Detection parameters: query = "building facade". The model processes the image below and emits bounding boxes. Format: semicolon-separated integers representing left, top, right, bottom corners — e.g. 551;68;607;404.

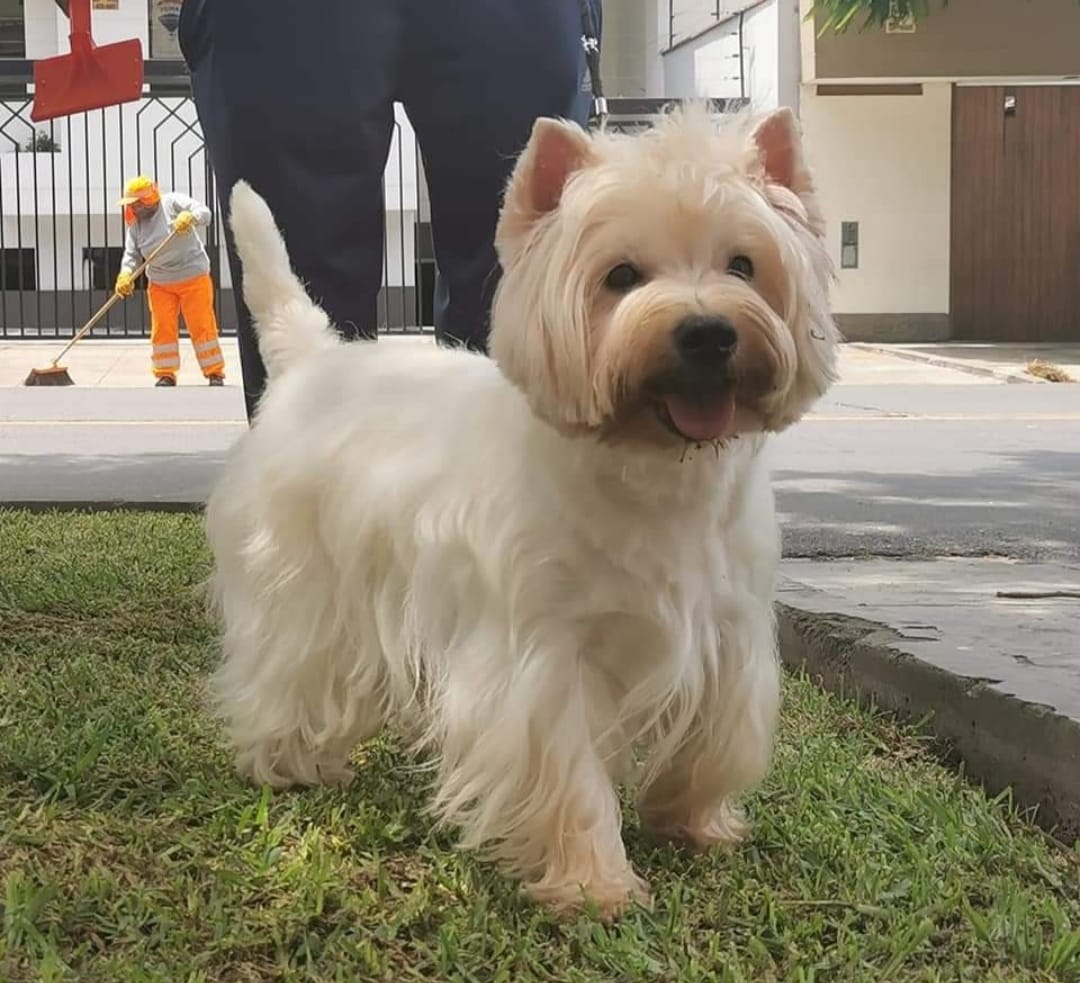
603;0;1080;342
0;0;429;337
799;0;1080;342
7;0;1076;341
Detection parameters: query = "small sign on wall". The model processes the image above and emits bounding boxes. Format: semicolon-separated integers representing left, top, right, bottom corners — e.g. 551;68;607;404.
885;0;916;33
92;0;120;8
841;222;859;270
150;0;184;58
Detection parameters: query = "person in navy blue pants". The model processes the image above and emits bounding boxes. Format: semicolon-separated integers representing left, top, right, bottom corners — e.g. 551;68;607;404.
178;0;601;420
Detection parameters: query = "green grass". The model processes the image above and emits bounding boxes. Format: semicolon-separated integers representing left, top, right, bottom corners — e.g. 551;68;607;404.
1;510;1078;982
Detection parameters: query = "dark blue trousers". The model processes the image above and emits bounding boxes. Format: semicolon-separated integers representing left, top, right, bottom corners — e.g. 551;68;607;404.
178;0;599;419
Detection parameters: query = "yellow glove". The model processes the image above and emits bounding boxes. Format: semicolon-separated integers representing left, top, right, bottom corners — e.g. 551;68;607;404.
115;271;135;298
172;210;195;233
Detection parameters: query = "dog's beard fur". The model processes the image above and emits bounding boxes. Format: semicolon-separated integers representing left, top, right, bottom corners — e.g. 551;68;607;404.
206;105;839;918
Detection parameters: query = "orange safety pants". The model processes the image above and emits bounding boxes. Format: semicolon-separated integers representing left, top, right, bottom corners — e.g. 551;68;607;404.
148;273;225;380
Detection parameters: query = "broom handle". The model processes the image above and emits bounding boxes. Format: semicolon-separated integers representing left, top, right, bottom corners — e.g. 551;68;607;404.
68;0;94;56
51;229;183;367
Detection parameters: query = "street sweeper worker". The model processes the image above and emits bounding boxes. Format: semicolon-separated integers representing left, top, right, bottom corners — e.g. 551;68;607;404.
116;175;226;388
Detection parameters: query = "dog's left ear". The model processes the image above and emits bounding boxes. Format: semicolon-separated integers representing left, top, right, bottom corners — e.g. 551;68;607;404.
497;118;595;254
750;108;825;237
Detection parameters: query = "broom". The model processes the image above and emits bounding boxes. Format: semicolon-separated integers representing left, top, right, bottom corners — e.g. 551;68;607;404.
24;229;180;386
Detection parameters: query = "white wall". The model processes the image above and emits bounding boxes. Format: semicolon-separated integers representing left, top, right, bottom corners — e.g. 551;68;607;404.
742;1;786;107
775;0;801;109
645;0;667;96
799;82;952;315
660;0;799;110
668;0;767;47
23;0;58;57
600;0;650;96
25;0;150;58
663;17;740;100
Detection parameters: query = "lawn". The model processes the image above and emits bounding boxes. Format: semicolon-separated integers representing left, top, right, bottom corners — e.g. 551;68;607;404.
1;510;1078;982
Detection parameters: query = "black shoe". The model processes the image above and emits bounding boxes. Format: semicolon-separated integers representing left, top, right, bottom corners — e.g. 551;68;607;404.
156;376;176;387
208;375;225;387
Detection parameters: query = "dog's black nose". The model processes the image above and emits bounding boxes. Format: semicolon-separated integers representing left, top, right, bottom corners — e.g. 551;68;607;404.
673;315;738;364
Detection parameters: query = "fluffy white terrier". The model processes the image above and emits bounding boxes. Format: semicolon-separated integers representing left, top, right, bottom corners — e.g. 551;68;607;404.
206;105;838;917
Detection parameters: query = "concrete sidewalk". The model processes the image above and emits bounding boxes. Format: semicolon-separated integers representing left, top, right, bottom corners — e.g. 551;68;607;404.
5;338;1078;389
1;336;1003;389
3;336;389;389
852;342;1080;385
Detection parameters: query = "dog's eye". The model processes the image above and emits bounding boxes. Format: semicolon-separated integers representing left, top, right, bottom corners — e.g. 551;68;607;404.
727;255;754;281
605;263;644;292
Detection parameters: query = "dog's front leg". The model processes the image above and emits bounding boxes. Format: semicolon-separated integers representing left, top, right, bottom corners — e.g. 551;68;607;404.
637;600;779;850
433;653;648;919
515;735;649;919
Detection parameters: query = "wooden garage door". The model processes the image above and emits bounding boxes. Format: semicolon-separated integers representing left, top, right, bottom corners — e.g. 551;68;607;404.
951;85;1080;341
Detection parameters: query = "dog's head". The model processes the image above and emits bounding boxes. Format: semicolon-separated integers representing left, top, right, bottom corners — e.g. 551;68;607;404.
490;105;838;449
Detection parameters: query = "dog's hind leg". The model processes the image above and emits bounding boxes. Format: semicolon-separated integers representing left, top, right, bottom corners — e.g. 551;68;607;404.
206;494;387;788
211;585;388;788
637;599;779;849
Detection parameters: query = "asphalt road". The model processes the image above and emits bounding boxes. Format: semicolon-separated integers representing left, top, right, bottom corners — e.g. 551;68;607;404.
2;383;1078;563
772;385;1080;563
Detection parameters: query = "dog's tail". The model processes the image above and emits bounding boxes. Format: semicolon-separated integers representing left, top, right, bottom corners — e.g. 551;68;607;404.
227;180;340;380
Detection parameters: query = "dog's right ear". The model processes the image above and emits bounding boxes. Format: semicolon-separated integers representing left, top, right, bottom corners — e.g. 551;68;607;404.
750;108;826;238
497;118;595;251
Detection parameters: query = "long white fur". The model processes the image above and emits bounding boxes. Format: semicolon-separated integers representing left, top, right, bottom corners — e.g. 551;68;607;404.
228;185;339;378
207;108;837;918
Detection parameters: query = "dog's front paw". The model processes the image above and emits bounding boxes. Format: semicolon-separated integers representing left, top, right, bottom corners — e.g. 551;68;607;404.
640;800;749;851
526;869;651;921
235;741;356;789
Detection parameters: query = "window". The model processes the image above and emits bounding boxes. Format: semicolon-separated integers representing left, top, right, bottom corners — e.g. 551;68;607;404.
83;246;146;291
1;248;36;290
0;0;25;59
149;0;183;59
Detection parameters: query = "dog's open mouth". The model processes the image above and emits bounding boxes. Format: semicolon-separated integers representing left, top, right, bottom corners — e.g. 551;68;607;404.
655;389;737;443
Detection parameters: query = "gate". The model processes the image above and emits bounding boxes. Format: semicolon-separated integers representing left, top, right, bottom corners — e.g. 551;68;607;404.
951;85;1080;342
0;61;431;339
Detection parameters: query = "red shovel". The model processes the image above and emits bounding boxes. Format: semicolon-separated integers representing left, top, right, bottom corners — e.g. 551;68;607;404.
30;0;144;123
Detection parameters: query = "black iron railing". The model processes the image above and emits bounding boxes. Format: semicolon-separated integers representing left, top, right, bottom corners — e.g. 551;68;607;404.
0;62;431;339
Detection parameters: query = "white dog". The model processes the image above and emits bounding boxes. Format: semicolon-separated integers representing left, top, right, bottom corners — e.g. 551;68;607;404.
206;105;838;917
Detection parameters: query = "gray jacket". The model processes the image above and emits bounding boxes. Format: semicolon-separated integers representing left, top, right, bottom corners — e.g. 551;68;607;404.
120;191;212;285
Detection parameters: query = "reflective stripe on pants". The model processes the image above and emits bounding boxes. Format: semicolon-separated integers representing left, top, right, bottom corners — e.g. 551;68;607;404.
194;337;224;373
151;341;180;373
147;272;224;379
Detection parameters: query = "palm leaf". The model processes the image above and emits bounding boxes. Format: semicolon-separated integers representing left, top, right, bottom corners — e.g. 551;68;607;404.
808;0;964;34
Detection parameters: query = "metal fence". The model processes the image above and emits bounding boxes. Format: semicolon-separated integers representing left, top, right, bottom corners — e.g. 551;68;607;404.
0;56;745;341
0;61;432;339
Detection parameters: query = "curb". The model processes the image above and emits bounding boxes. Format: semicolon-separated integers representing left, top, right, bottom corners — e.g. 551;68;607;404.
777;602;1080;845
849;343;1041;385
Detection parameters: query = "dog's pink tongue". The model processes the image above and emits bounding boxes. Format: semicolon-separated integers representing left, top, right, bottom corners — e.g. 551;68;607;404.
664;392;736;442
